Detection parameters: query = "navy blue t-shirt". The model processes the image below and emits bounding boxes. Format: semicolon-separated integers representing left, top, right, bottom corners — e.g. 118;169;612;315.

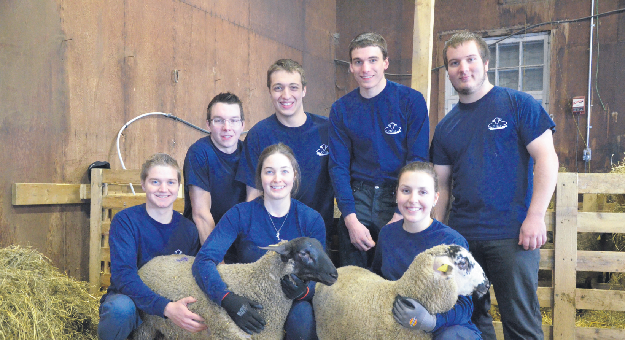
108;204;200;317
235;113;334;229
192;197;326;304
329;80;429;216
430;86;556;241
371;219;479;334
183;136;246;224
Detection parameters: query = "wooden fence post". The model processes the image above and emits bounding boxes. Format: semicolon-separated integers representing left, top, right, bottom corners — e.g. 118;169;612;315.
553;173;578;339
89;168;104;294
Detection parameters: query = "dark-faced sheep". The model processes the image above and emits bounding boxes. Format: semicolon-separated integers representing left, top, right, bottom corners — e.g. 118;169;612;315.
312;244;489;340
134;237;337;340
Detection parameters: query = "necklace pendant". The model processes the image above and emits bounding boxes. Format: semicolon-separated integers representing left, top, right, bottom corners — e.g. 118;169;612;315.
276;231;280;240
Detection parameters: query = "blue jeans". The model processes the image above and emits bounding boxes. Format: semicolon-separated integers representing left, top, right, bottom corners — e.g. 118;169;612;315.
468;239;543;340
98;292;142;340
284;300;317;340
337;181;396;268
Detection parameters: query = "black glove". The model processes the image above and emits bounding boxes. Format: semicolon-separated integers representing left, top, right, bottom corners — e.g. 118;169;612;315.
280;274;310;300
221;292;266;334
392;295;436;332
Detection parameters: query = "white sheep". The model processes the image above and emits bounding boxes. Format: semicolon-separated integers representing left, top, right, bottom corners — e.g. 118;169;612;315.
312;244;490;340
134;237;338;340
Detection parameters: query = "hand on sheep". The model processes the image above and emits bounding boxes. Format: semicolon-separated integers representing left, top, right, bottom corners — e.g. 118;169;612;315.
344;213;375;251
518;212;547;250
221;292;266;334
163;297;208;333
392;295;436;332
280;274;309;300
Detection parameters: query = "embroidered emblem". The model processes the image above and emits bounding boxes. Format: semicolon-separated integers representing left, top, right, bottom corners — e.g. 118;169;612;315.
174;249;183;255
384;122;401;135
488;117;508;130
316;144;329;156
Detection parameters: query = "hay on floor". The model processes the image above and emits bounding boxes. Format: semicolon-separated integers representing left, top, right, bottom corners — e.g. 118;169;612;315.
0;245;100;340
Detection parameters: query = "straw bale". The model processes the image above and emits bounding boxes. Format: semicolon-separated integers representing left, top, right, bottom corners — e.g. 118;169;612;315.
0;245;100;340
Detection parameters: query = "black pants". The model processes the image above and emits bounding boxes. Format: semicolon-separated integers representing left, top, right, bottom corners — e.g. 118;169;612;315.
469;239;544;340
337;181;396;268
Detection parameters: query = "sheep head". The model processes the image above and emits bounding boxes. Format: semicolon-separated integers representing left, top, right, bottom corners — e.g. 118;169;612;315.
398;244;490;314
437;245;490;297
260;237;338;286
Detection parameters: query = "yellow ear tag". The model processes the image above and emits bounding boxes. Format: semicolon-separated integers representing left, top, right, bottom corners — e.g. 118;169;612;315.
437;264;450;272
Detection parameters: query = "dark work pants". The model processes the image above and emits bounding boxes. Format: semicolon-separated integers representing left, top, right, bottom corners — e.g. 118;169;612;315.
468;239;544;340
337;181;396;268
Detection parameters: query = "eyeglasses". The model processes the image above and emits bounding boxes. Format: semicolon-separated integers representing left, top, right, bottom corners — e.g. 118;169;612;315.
210;118;243;126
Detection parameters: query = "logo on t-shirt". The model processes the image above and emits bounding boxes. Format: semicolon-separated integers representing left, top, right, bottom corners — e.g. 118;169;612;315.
174;249;183;255
488;117;508;130
316;144;329;156
384;122;402;135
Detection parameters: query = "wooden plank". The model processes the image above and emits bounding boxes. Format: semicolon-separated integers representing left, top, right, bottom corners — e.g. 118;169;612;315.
493;322;552;340
89;168;104;294
411;0;435;109
540;248;554;270
102;168;143;184
583;193;599;211
576;288;625;311
577;251;625;272
575;327;625;340
553;172;578;340
578;173;625;194
490;286;553;308
12;183;86;205
578;212;625;233
545;210;555;232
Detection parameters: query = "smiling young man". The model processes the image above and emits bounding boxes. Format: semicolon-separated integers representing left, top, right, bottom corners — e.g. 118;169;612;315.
235;59;335;247
328;32;430;268
183;92;247;244
99;154;203;339
430;31;559;340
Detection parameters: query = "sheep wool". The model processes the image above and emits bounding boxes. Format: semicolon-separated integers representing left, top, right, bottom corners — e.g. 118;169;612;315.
135;250;296;339
313;244;477;340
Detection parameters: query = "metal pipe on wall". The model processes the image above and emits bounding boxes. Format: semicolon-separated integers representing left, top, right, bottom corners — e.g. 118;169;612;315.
584;0;595;163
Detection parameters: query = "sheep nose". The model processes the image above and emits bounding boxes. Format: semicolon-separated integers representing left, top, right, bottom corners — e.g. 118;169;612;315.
475;281;491;297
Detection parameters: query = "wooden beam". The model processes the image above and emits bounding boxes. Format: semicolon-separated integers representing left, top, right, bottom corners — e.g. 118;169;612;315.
553;173;578;340
578;212;625;233
576;288;625;311
575;327;625;340
578;173;625;194
12;183;89;205
577;251;625;272
411;0;435;109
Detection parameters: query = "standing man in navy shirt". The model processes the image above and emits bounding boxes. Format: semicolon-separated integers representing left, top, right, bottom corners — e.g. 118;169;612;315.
236;59;335;247
329;32;430;268
184;92;247;244
431;31;558;339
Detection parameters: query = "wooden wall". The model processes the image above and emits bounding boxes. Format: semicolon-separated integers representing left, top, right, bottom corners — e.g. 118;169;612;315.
429;0;625;173
0;0;337;280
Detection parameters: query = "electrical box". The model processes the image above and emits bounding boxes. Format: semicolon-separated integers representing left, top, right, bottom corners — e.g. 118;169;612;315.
573;96;585;115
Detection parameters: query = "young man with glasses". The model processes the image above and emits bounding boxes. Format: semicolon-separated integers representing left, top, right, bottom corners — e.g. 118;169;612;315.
183;92;247;244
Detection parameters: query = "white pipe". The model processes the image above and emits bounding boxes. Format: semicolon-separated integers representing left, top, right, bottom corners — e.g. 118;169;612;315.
585;0;595;160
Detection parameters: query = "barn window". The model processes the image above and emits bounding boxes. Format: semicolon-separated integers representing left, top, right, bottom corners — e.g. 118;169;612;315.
444;32;551;115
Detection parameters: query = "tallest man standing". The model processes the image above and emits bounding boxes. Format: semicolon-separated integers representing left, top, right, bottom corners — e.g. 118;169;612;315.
430;31;558;339
329;32;430;268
